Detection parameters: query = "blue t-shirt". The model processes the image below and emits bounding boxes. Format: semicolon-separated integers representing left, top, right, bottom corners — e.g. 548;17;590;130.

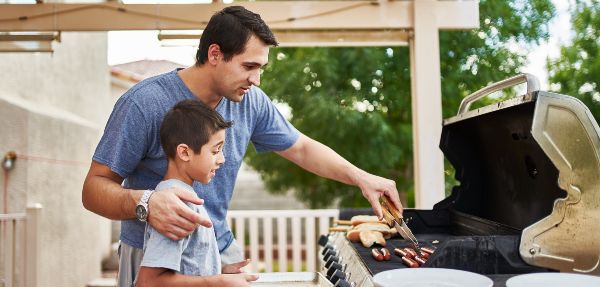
93;69;299;251
141;179;221;276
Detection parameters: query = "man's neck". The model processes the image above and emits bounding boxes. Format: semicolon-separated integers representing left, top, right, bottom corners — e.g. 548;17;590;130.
178;65;223;109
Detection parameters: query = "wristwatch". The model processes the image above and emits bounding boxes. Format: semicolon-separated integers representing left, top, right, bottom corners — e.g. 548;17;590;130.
135;189;154;222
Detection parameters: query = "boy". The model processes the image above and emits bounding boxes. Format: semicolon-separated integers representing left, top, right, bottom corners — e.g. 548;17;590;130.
135;100;258;287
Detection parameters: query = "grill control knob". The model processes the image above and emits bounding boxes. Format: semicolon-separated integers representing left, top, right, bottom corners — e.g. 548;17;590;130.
325;256;341;269
321;244;335;256
318;235;329;247
329;269;347;285
326;262;346;279
323;249;338;262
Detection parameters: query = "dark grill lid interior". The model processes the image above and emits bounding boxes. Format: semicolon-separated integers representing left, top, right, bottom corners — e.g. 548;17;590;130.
439;100;567;231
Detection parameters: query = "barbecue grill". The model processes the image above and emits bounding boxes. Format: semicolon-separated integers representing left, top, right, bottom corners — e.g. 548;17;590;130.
318;74;600;287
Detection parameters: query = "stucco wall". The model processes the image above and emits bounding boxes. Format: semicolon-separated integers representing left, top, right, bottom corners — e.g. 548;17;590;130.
0;32;112;287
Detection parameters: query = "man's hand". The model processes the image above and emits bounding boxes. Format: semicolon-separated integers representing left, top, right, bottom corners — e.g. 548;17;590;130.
217;274;259;287
222;259;251;274
147;188;212;240
358;172;403;220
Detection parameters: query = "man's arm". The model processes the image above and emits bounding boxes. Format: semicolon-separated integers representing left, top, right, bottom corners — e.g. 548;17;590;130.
81;161;211;240
135;267;258;287
276;133;403;218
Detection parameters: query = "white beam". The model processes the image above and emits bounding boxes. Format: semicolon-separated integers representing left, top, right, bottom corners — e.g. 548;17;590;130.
0;1;478;32
409;0;447;208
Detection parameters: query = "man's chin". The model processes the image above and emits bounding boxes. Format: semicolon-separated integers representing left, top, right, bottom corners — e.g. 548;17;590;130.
226;94;245;103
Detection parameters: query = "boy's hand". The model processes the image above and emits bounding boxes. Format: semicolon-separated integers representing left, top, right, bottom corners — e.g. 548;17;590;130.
218;274;259;287
147;187;213;240
222;259;251;274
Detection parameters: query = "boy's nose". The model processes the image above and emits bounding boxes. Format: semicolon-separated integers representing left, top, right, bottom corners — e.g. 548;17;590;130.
217;153;225;165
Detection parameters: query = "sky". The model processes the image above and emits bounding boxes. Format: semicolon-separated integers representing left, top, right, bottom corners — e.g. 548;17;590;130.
107;0;574;90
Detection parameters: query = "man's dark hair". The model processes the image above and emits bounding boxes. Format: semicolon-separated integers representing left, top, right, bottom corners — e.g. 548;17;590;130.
160;100;233;159
195;5;278;65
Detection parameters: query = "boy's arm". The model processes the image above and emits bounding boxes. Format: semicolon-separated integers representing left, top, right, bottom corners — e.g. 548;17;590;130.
81;161;211;240
136;267;258;287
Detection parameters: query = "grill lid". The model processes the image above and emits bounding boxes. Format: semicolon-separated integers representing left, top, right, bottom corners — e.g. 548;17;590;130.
437;74;600;274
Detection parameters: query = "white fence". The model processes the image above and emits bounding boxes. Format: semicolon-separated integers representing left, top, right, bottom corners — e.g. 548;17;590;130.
0;204;41;287
226;209;338;273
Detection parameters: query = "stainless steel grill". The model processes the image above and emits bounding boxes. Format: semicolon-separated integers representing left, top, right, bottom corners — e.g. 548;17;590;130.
317;74;600;287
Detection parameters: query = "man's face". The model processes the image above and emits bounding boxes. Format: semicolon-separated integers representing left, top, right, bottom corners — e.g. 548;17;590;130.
214;35;270;102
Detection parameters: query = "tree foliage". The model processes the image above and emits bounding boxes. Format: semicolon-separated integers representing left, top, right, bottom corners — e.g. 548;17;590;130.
548;0;600;119
245;0;555;208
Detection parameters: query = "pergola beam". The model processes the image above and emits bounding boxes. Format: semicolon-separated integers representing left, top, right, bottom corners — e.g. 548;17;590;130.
0;1;478;32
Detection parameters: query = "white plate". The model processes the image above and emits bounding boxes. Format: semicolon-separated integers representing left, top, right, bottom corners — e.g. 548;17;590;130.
506;272;600;287
373;268;493;287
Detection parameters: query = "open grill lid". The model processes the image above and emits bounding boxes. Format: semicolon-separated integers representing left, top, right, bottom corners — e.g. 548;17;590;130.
436;74;600;274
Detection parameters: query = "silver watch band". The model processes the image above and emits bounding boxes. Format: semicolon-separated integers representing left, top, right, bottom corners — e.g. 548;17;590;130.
139;189;154;206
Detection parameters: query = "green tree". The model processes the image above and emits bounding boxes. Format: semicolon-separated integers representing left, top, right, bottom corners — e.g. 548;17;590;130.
246;0;555;208
548;1;600;119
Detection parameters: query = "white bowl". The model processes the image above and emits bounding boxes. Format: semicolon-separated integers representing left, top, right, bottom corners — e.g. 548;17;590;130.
373;268;493;287
506;272;600;287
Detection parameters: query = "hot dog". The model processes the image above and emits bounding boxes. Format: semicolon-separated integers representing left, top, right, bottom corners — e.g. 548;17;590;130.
414;256;427;266
371;248;384;261
380;248;391;261
401;256;419;268
394;248;408;257
403;248;417;258
421;247;435;254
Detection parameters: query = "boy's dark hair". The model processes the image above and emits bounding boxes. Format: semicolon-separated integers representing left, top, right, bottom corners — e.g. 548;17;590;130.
195;5;278;65
160;100;233;159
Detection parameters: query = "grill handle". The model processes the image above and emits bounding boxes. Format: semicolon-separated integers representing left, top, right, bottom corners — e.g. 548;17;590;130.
457;73;540;115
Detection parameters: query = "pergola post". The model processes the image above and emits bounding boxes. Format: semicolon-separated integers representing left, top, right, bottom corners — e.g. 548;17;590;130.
409;0;446;208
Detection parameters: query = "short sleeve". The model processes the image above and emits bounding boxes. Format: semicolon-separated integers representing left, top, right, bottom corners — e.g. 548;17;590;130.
250;90;299;153
141;225;187;271
92;97;150;178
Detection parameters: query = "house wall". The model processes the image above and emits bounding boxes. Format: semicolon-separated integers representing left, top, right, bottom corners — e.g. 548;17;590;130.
0;32;112;287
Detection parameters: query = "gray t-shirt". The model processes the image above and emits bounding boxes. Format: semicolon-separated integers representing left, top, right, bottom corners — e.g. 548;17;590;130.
140;179;221;276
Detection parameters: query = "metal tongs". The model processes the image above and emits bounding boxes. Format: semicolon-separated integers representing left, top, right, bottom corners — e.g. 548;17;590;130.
381;196;421;253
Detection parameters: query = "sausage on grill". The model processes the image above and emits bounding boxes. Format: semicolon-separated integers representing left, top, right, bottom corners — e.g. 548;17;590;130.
394;248;408;257
403;248;417;258
380;248;391;261
371;248;384;261
414;256;427;266
401;256;419;268
421;247;435;254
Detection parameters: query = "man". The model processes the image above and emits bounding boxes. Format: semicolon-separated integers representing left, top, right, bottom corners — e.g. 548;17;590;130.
82;5;402;287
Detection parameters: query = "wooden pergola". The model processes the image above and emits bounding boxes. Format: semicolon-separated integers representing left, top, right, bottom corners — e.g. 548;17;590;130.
0;0;479;208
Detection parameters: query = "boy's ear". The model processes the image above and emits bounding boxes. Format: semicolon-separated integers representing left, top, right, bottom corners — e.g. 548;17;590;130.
176;144;192;161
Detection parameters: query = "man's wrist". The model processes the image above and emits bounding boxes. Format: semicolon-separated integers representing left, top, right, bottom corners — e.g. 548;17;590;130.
135;189;155;222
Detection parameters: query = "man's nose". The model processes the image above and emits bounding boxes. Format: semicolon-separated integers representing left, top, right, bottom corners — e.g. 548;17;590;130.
249;70;261;86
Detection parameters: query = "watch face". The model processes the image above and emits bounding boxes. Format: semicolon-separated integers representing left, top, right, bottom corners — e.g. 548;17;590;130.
136;205;147;221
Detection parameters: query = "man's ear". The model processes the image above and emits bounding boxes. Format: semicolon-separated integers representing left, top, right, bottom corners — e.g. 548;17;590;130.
176;144;192;161
207;44;222;65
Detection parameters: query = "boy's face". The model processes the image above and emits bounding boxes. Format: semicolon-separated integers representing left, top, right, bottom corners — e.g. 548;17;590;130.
214;35;269;102
187;129;226;184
